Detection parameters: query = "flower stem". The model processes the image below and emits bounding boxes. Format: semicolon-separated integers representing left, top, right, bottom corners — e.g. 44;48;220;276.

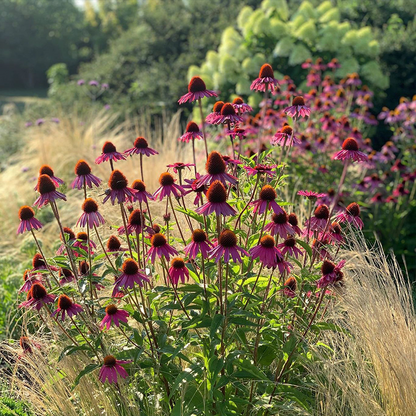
198;98;208;159
120;203;133;258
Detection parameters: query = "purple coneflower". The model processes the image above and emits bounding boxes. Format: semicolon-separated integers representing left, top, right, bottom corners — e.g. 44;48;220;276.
333;138;368;163
326;222;344;244
297;190;326;200
179;122;203;143
95;141;126;164
34;165;64;190
168;258;189;285
124;137;158;157
73;232;97;256
346;73;361;86
336;202;364;229
284;96;311;119
317;260;345;288
130;179;153;204
19;336;41;355
206;101;224;124
288;213;302;236
283;276;297;298
17;206;43;234
56;227;76;255
184;229;213;259
232;97;253;114
167;162;195;174
71;160;102;189
214;103;243;125
251;185;284;215
52;294;83;321
305;205;330;233
264;211;294;238
77;79;85;86
19;283;56;311
183;174;207;206
59;268;75;286
209;230;248;263
113;259;149;297
244;164;276;178
277;237;303;258
147;233;178;263
153;172;185;201
100;304;129;330
250;235;283;268
276;256;292;275
106;235;126;254
178;76;217;104
327;58;341;69
118;209;147;235
250;64;279;92
196;180;236;217
226;127;246;141
99;355;130;384
33;175;67;209
272;125;300;147
197;151;237;187
19;270;40;293
103;170;136;204
77;198;105;228
31;253;57;272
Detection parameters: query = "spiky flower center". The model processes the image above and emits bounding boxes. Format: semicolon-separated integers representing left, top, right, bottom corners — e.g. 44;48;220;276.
75;160;91;175
171;257;185;269
152;224;161;234
232;97;244;105
259;185;277;201
37;174;56;194
284;276;297;291
272;211;288;224
104;355;116;367
19;206;35;220
105;304;118;315
219;230;237;248
107;236;121;251
346;202;360;217
281;126;293;135
31;283;47;299
260;235;275;248
132;179;146;192
79;261;89;275
192;229;207;243
63;227;75;240
213;101;224;113
151;233;167;248
39;165;54;177
186;121;199;133
292;96;305;106
314;205;329;220
102;141;117;154
206;151;226;175
82;198;98;213
342;137;359;151
122;258;139;275
59;268;73;278
77;232;88;241
288;213;298;227
134;137;148;148
57;295;73;310
32;253;45;268
207;180;227;203
109;170;128;190
284;237;296;247
259;63;274;78
129;210;142;226
159;172;174;186
221;103;236;116
188;76;206;93
321;260;335;275
331;222;342;235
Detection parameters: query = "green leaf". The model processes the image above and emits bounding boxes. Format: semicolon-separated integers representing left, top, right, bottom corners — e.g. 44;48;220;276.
296;238;312;258
73;363;100;388
59;345;89;362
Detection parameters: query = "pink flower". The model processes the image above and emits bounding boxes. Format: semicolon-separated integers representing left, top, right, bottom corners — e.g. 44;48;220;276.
124;137;158;158
272;125;300;147
34;165;64;190
147;233;178;263
250;64;279;92
335;202;364;230
196;180;236;217
167;162;195;174
103;170;136;205
183;174;207;206
276;256;293;275
283;276;297;298
178;76;217;104
33;175;67;209
284;96;311;119
52;295;83;321
317;260;345;288
153;172;185;201
73;232;97;257
305;205;330;233
184;229;213;259
250;185;284;216
244;164;276;178
288;213;302;236
113;259;149;296
214;102;243;125
250;235;283;268
168;258;189;285
226;127;246;140
277;237;303;258
95;141;126;164
209;230;248;263
130;179;153;204
179;122;203;143
297;190;326;200
19;283;56;311
76;198;105;228
71;160;102;189
206;101;224;124
264;211;294;239
19;270;41;293
59;268;75;286
99;356;130;384
197;151;237;187
117;209;148;235
333;138;368;163
17;206;43;235
100;304;129;330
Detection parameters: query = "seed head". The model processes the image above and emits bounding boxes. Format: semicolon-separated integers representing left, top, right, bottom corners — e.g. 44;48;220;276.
105;304;118;315
259;63;274;79
281;125;293;135
32;253;45;268
104;355;117;367
102;141;117;154
260;235;275;248
77;232;88;241
272;211;288;224
152;224;161;234
191;229;207;243
82;198;98;213
128;210;143;226
186;121;199;133
19;206;35;221
219;229;237;248
188;76;206;93
134;137;148;149
314;205;329;220
288;213;298;227
79;261;89;275
171;257;185;269
346;202;360;217
131;179;146;192
206;151;226;175
206;180;227;203
213;101;224;113
259;185;277;201
30;283;47;300
232;97;244;105
109;170;128;190
57;294;73;310
121;258;139;275
331;222;342;235
284;276;297;291
159;172;175;186
284;237;296;247
220;103;236;116
151;233;167;248
321;260;335;275
37;174;56;195
61;227;75;241
75;160;91;175
107;235;121;251
59;268;73;278
342;138;359;151
292;96;305;106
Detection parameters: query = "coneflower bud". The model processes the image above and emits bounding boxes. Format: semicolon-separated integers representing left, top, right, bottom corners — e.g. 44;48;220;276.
32;253;45;268
292;96;305;106
212;101;224;113
102;141;117;154
133;137;149;149
314;205;330;220
75;160;91;175
185;121;199;133
107;235;121;251
206;151;226;175
206;180;227;203
18;206;35;220
260;235;275;248
342;138;359;151
259;185;277;201
346;202;360;217
82;198;98;213
259;63;274;78
188;76;206;93
191;229;207;243
163;213;171;222
121;258;139;275
109;170;128;190
159;172;175;186
37;174;56;194
219;230;237;247
128;210;143;226
57;294;73;310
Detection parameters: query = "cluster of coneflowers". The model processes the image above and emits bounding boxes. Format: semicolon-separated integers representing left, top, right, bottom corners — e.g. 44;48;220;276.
15;62;368;395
